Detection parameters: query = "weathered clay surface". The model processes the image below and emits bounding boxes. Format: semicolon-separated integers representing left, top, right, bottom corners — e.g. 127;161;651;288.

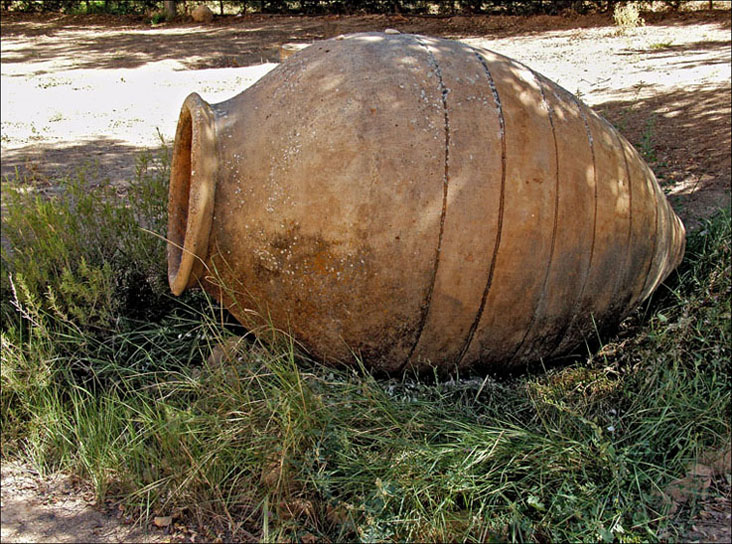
167;32;685;374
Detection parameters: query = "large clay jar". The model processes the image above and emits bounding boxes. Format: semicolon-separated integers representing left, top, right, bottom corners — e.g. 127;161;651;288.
167;33;685;374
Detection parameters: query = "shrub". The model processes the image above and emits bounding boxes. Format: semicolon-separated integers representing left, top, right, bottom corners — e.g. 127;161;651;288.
613;2;646;33
1;146;171;331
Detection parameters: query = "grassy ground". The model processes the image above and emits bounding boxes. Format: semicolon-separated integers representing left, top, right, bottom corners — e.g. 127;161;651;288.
1;144;730;542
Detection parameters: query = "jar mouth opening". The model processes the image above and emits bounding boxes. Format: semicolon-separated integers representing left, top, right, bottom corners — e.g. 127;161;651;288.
167;92;217;296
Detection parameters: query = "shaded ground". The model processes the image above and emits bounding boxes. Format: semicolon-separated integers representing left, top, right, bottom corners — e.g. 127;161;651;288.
1;461;168;543
1;9;731;543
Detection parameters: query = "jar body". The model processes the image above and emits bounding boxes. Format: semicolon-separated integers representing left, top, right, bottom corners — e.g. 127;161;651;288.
168;33;685;373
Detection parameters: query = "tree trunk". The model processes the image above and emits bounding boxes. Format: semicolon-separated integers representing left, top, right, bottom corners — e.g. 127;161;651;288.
164;0;176;20
220;0;224;15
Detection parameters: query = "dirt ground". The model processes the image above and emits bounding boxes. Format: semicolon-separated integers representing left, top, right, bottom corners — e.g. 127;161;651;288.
1;8;731;543
1;461;170;543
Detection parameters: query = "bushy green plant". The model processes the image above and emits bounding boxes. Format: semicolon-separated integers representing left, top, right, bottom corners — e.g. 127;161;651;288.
149;10;166;24
1;141;210;448
1;146;170;331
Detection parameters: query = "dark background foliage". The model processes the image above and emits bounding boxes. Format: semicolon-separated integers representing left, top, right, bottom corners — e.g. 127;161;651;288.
0;0;705;16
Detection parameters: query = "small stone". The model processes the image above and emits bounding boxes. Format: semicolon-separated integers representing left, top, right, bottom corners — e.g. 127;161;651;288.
191;5;213;23
384;28;400;34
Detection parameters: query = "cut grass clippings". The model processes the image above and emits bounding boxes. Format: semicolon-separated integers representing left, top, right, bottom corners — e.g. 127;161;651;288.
1;145;730;542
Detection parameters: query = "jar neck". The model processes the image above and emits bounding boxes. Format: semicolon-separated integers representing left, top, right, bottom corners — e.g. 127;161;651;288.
167;92;218;296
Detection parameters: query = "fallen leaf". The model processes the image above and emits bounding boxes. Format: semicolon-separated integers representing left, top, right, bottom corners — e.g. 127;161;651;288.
207;337;244;368
700;444;732;476
260;460;281;488
664;463;714;513
301;532;319;544
280;498;314;520
326;503;349;525
154;515;173;527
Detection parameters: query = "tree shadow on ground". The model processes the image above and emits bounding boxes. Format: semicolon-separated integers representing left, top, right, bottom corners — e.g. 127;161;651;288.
1;139;149;189
1;20;304;72
619;38;730;71
626;38;731;54
2;10;730;73
593;83;731;231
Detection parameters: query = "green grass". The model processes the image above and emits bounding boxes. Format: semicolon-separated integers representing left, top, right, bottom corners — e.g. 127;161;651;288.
649;41;674;50
639;115;658;164
1;146;729;542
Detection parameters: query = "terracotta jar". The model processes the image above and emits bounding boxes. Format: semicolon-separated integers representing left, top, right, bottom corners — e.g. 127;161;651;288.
167;33;685;374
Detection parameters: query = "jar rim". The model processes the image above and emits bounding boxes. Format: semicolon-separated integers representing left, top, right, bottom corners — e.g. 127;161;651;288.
167;92;217;296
